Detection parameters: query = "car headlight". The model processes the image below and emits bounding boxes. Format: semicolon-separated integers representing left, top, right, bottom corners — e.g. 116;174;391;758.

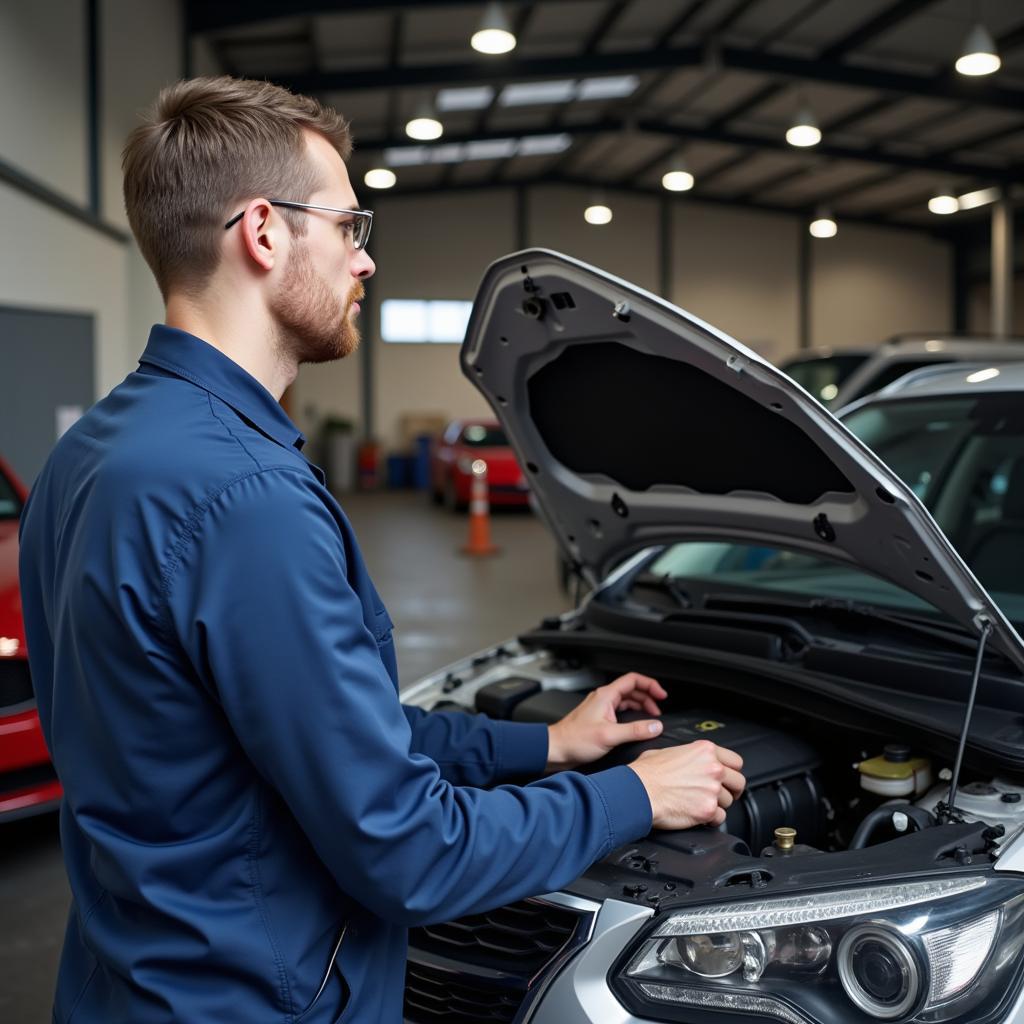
613;875;1024;1024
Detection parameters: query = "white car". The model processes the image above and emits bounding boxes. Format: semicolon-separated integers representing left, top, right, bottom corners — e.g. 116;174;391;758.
400;251;1024;1024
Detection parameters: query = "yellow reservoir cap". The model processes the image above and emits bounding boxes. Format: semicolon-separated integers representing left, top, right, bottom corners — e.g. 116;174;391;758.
857;755;930;780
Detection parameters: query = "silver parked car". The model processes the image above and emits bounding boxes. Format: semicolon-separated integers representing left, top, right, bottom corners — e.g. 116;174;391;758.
781;334;1024;409
401;251;1024;1024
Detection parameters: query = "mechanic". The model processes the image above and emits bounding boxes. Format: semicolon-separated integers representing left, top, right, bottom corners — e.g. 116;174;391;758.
19;76;746;1024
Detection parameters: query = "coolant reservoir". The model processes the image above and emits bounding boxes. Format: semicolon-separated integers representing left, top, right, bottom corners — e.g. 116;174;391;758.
918;779;1024;831
857;745;932;798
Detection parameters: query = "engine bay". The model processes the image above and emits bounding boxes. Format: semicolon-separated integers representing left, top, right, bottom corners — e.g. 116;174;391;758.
427;649;1024;901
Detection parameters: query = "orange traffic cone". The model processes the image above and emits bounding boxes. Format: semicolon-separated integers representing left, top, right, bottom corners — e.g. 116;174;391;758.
460;459;499;557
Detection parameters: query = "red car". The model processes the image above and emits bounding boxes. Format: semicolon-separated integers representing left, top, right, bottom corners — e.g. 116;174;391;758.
0;455;60;820
430;419;530;511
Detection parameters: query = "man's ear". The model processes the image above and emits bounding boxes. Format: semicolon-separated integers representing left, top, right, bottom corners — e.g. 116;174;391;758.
236;199;278;272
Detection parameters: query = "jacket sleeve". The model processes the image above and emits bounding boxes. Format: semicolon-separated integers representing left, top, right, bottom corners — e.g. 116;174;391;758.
165;469;652;927
401;705;550;786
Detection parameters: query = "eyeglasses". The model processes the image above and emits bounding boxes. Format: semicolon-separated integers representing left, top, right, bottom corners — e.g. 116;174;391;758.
224;200;374;251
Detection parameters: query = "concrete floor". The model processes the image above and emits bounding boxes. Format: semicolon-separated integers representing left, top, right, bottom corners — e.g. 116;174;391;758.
0;491;567;1023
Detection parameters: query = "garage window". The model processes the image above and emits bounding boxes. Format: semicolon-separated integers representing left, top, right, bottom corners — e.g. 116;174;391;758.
381;300;473;343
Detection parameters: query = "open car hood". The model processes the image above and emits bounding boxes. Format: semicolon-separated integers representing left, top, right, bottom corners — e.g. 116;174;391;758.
461;249;1024;671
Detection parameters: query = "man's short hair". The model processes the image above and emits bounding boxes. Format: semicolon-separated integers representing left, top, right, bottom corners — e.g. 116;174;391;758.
122;75;352;300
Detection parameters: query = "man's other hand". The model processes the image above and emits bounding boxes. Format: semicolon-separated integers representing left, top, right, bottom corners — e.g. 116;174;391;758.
629;741;746;830
545;672;667;772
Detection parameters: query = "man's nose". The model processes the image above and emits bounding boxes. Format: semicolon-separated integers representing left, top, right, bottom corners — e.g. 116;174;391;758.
353;248;375;280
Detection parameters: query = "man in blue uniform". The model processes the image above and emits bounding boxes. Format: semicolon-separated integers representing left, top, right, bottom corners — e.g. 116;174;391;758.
19;76;744;1023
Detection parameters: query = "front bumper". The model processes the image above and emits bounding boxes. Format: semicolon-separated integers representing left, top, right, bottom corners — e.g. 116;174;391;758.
526;898;653;1024
0;705;61;821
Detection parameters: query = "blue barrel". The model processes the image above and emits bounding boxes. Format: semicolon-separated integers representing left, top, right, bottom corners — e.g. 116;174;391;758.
413;434;432;490
386;454;408;489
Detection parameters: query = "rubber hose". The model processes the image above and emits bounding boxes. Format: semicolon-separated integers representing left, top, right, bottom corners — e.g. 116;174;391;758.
850;803;936;850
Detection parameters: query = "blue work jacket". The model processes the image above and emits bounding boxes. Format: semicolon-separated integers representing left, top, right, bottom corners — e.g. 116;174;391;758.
18;325;652;1023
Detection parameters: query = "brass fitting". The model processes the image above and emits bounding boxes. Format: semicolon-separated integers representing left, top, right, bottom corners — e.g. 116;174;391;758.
774;827;796;851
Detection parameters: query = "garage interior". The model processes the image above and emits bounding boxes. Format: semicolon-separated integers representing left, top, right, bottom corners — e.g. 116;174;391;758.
2;1;1024;1022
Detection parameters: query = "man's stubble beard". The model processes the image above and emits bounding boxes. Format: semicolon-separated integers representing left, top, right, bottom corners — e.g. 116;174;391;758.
271;241;364;365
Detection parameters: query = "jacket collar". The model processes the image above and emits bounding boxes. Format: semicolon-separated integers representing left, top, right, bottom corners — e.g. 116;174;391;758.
139;325;307;452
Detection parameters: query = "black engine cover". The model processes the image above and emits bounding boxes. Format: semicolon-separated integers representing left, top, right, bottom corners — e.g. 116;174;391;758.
512;691;825;851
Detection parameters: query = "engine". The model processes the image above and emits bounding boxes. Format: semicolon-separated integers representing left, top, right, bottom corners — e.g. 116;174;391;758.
466;672;1024;855
474;680;825;852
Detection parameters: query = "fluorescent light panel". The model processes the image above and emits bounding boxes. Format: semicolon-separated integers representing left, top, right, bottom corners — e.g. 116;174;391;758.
465;138;518;160
517;133;572;156
958;186;1000;210
436;86;495;111
577;74;639;100
383;134;570;167
498;75;639;108
500;80;576;106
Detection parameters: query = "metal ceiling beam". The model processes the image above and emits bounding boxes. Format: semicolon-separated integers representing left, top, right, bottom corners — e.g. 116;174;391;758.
708;94;898;202
357;119;1022;182
818;0;939;61
824;94;896;133
267;43;1024;115
374;173;948;236
997;19;1024;54
809;168;894;207
731;161;822;201
618;140;678;183
721;47;1024;114
581;0;630;54
188;0;594;32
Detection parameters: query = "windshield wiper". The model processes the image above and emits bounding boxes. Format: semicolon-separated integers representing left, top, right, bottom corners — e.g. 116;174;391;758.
703;592;981;654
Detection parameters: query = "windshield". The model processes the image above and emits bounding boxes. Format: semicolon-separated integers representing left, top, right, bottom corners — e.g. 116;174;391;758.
645;392;1024;627
0;468;20;520
461;425;508;447
781;353;868;404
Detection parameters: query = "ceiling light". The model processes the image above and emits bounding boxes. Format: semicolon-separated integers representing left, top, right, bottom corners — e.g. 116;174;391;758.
383;133;570;167
405;116;443;141
662;155;694;192
436;86;495;111
364;168;396;189
465;138;517;160
406;102;443;141
584;203;612;225
385;146;427;166
500;80;576;107
809;209;837;238
786;107;821;148
517;132;572;156
958;186;1000;210
928;192;959;215
472;1;517;54
662;170;695;191
955;23;1001;76
577;75;640;101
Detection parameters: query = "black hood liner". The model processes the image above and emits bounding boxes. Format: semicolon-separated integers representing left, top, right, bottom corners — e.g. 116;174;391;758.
529;343;854;502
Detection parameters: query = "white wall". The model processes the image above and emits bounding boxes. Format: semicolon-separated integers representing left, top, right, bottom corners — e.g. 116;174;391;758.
0;1;88;206
809;223;952;348
0;0;179;398
292;184;953;452
968;278;1024;336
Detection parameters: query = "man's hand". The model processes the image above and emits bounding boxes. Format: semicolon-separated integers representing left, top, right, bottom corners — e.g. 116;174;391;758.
629;741;746;830
546;672;667;772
